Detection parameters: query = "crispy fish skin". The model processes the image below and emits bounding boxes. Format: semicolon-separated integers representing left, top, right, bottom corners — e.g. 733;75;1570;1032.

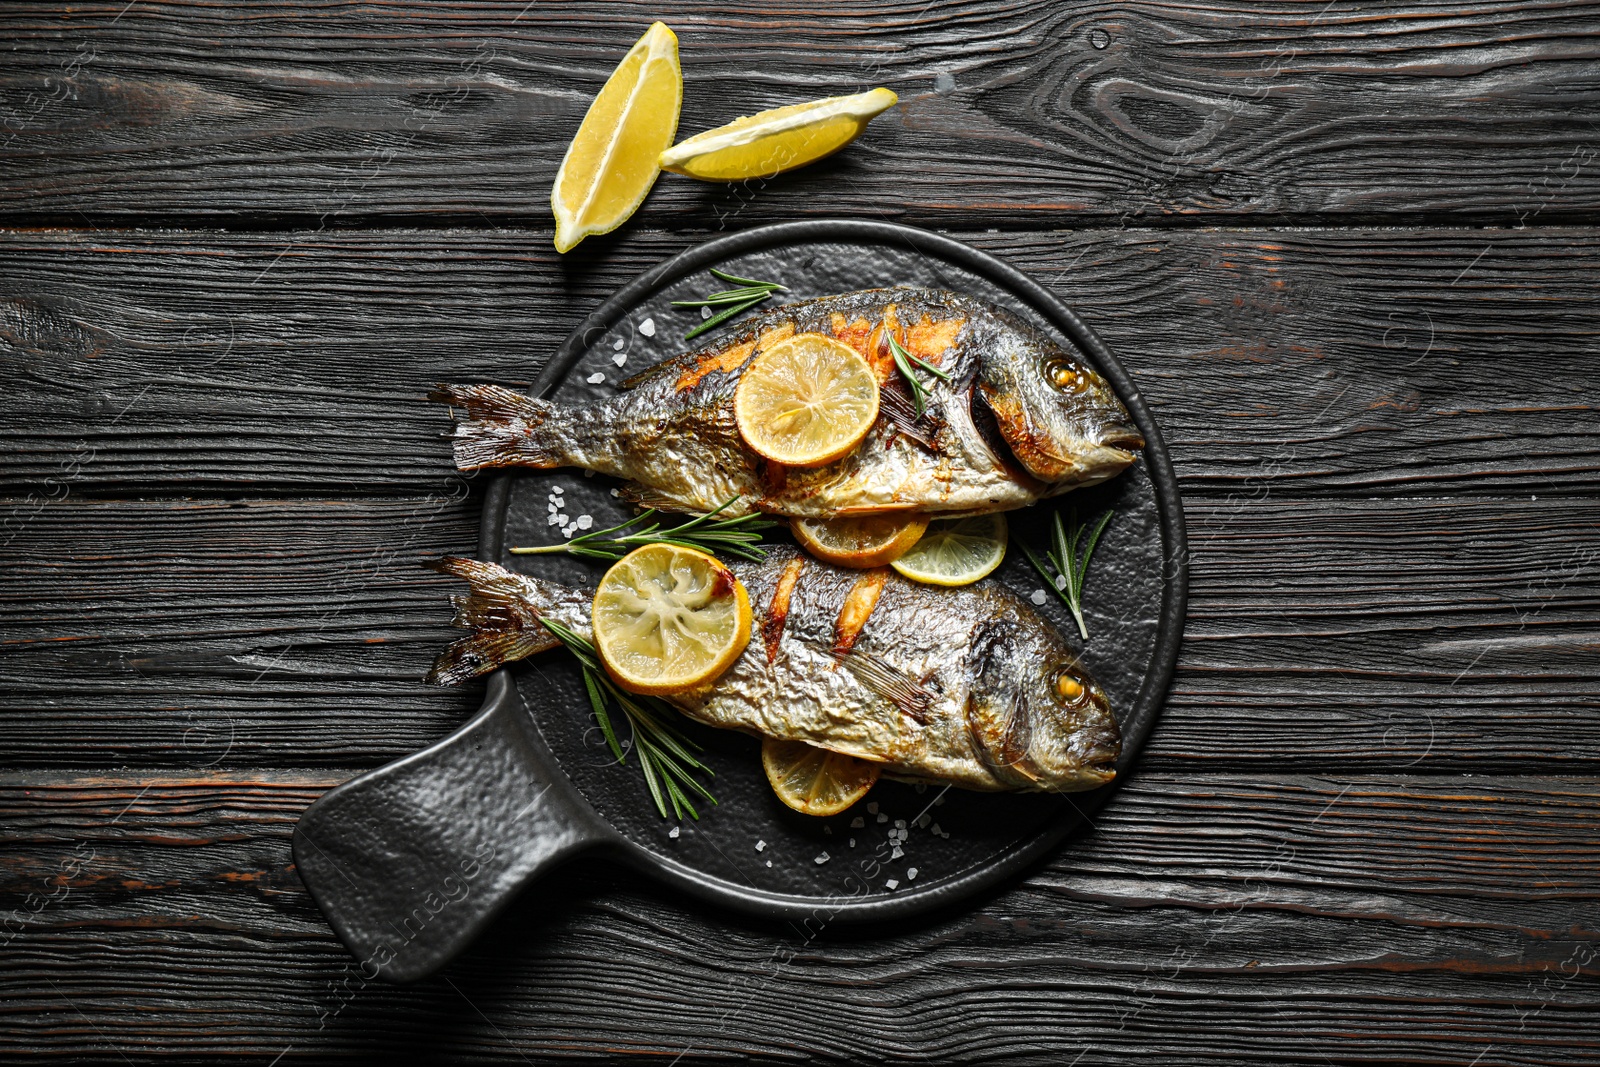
427;547;1120;793
432;288;1142;519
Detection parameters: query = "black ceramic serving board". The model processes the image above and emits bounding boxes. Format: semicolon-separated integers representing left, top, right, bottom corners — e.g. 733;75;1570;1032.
293;220;1187;983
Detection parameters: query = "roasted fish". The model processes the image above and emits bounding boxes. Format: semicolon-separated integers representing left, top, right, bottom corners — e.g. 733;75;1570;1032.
427;547;1121;793
433;288;1142;519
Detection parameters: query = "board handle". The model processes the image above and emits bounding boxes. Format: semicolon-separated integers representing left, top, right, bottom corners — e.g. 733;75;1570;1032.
293;674;601;982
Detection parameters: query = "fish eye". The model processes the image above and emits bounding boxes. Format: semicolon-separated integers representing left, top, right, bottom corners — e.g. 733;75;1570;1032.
1044;359;1087;393
1053;670;1089;705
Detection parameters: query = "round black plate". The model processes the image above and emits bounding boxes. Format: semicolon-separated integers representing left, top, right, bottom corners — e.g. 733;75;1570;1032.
481;220;1186;921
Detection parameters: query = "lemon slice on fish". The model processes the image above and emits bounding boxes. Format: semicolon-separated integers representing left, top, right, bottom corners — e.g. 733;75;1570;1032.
791;513;929;569
735;333;880;467
660;88;898;182
890;513;1008;587
551;22;682;254
592;543;751;695
761;737;881;816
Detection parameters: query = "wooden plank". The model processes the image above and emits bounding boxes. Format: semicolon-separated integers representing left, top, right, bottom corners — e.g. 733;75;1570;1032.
1;1;1597;224
1;772;1597;1063
2;225;1597;494
1;495;1595;769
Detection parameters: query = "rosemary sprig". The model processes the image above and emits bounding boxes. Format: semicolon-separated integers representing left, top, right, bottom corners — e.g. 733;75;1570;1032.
886;332;951;419
1019;507;1116;641
510;495;777;562
540;617;716;820
678;268;787;341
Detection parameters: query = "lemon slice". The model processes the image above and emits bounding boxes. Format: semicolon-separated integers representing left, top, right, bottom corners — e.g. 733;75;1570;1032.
791;514;929;569
592;543;751;695
660;88;898;181
890;513;1008;587
734;333;880;467
761;737;880;816
551;22;682;254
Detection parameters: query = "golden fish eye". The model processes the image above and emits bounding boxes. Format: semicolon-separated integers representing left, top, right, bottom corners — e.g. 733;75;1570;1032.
1045;359;1086;393
1054;672;1087;704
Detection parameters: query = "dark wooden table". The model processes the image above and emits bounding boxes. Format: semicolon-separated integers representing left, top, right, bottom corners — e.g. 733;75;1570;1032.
3;2;1598;1062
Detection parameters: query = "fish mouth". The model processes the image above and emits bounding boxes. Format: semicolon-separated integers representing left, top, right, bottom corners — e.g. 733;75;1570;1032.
1097;425;1145;453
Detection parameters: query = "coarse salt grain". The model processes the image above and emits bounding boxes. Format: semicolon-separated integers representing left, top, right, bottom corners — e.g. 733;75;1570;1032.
587;372;605;385
867;802;879;814
823;825;832;835
916;814;931;828
850;816;864;828
814;853;829;865
610;488;620;497
876;813;888;824
907;867;918;880
701;306;712;320
546;514;560;526
848;838;856;848
755;840;766;852
583;468;594;477
891;847;904;860
613;353;627;366
765;859;772;867
1031;589;1047;605
557;514;569;525
576;514;593;530
1055;574;1068;591
894;819;906;829
639;317;656;337
931;823;942;836
885;879;899;890
668;826;680;839
613;338;625;351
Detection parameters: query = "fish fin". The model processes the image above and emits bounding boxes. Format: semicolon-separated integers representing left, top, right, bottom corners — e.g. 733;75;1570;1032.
430;384;566;470
615;481;700;514
423;556;566;685
619;357;688;391
878;382;939;450
834;647;935;724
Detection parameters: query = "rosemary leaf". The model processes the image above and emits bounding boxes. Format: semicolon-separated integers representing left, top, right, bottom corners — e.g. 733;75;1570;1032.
1023;507;1116;641
510;496;776;563
710;267;788;291
678;268;787;340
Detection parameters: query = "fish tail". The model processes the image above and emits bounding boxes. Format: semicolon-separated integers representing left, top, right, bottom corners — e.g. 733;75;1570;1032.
430;384;567;470
424;556;563;685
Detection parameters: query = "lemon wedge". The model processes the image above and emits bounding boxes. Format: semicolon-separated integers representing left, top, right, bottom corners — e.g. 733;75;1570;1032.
551;22;682;254
592;543;751;695
734;333;880;467
791;514;929;569
660;88;898;182
761;737;880;816
890;513;1008;587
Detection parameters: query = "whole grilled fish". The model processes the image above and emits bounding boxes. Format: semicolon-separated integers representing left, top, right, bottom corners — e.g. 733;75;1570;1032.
433;288;1142;519
427;547;1120;793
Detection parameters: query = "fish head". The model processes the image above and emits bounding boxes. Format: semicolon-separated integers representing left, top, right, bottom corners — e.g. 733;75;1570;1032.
964;617;1121;790
975;329;1143;486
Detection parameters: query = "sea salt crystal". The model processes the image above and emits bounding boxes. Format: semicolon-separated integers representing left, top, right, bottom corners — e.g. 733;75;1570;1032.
755;840;767;852
547;502;558;514
639;317;655;337
576;514;593;530
850;816;865;829
907;867;918;880
1055;574;1068;591
867;802;879;814
931;823;943;836
546;514;560;526
1031;589;1047;605
610;488;621;497
557;514;569;525
876;813;888;824
587;372;605;385
891;847;904;860
765;859;772;867
613;353;627;366
894;819;906;829
934;796;945;806
701;306;712;320
668;826;680;839
814;853;830;865
823;825;832;835
613;338;625;351
916;814;931;829
848;838;856;848
583;469;594;477
885;879;899;890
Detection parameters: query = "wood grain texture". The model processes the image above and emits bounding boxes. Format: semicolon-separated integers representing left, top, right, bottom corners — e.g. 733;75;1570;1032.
2;225;1597;495
1;771;1597;1064
1;0;1597;225
1;494;1595;770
